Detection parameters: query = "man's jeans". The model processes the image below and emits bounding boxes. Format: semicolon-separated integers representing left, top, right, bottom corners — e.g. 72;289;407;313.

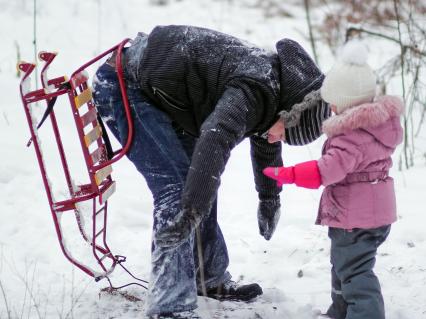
92;63;230;315
326;225;391;319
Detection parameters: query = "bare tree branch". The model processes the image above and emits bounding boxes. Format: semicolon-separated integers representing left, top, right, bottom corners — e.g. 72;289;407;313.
346;26;426;57
304;0;319;63
393;0;411;169
0;279;12;319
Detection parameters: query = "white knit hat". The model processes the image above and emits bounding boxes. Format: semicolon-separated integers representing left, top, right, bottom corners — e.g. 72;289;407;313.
321;40;377;114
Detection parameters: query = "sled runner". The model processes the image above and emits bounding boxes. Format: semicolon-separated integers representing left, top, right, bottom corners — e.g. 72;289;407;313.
18;40;146;289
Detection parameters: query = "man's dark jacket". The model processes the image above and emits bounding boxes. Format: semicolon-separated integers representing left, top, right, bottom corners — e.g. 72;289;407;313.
128;25;325;214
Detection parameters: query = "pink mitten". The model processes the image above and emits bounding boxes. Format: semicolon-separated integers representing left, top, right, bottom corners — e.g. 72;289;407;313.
263;160;322;189
263;166;295;187
293;160;322;189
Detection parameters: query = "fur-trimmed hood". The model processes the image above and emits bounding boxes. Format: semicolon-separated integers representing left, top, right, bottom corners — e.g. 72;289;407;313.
322;95;404;145
317;95;403;229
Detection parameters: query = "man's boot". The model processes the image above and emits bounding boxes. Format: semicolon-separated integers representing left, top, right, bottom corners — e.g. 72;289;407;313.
199;279;262;302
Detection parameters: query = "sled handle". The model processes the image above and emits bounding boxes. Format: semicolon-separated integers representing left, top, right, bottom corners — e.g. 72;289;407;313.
17;61;36;95
104;38;134;167
39;51;58;92
70;38;133;172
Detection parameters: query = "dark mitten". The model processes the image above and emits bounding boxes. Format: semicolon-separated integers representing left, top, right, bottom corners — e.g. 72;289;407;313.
155;207;203;249
257;196;281;241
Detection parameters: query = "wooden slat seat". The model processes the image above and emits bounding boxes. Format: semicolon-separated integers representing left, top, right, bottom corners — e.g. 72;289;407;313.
95;165;113;185
90;146;107;165
84;125;102;147
74;87;92;109
80;108;98;127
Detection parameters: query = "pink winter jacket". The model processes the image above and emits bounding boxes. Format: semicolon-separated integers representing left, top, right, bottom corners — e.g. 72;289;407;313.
316;96;404;229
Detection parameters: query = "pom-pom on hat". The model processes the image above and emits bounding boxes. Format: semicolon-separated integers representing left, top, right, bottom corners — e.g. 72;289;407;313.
321;40;377;114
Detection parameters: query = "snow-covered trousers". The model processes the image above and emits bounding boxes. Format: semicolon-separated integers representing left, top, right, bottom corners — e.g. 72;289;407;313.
92;63;230;315
326;225;391;319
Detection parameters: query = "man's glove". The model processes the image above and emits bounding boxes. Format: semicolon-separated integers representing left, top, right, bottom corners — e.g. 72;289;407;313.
257;197;281;241
155;207;203;249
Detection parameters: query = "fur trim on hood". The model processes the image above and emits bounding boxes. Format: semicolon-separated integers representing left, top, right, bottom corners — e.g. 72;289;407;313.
279;89;323;127
322;95;404;137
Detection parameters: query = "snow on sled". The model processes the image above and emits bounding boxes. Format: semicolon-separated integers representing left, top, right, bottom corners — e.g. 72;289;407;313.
18;39;146;290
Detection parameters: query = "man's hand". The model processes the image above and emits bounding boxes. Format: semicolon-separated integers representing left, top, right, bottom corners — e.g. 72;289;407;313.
257;197;281;241
155;207;203;249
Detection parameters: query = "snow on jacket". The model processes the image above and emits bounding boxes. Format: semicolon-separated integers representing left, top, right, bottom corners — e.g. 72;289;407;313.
316;95;404;229
128;25;329;214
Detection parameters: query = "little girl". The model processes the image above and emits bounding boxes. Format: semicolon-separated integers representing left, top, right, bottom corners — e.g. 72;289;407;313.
263;41;403;319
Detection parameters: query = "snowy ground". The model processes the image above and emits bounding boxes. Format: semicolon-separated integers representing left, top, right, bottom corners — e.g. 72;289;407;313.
1;0;426;318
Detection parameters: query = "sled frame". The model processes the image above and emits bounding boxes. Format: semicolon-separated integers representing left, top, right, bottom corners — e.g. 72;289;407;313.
18;39;134;281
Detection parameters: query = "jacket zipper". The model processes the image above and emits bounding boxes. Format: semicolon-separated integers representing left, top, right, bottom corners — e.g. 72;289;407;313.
152;86;188;111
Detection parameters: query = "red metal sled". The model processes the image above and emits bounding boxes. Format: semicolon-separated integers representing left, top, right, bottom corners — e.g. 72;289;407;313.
18;39;138;283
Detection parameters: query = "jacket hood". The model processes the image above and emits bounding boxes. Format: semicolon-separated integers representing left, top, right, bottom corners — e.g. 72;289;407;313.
322;95;404;147
275;39;324;112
